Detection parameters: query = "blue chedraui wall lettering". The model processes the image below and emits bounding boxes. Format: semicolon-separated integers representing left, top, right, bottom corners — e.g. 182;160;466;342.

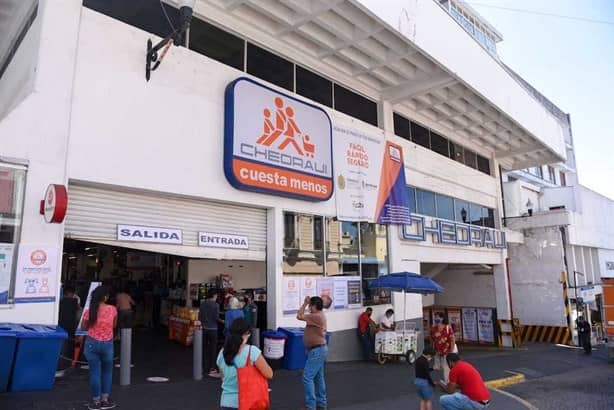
401;214;506;249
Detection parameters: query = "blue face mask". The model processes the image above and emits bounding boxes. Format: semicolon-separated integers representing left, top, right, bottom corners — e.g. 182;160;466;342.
434;319;441;324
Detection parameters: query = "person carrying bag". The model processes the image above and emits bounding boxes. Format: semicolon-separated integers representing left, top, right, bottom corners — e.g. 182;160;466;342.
217;318;273;410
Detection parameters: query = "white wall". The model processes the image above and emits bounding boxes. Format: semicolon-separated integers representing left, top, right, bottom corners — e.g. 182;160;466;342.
598;248;614;279
0;0;82;324
567;186;614;250
187;259;266;290
432;268;496;308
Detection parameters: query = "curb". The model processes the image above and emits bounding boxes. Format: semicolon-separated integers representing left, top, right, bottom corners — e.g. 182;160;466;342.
490;387;538;410
484;373;525;389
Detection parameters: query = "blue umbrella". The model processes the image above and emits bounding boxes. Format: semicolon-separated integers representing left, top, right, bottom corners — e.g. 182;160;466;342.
369;272;444;334
369;271;444;294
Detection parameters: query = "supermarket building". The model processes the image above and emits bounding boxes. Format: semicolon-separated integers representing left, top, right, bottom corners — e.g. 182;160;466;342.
0;0;566;360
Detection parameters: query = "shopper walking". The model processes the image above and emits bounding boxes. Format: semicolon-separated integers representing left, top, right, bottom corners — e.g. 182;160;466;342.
81;286;118;410
297;296;328;410
431;312;455;383
200;289;224;378
217;318;273;410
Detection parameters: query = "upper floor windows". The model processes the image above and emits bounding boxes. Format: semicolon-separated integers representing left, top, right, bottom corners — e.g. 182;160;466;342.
547;166;556;183
188;18;244;71
333;84;378;127
393;113;491;176
296;66;333;108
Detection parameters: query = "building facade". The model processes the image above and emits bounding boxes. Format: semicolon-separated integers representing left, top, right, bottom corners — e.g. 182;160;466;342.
0;0;566;359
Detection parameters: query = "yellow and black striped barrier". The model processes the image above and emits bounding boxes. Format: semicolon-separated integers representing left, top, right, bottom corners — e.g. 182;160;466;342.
520;325;571;344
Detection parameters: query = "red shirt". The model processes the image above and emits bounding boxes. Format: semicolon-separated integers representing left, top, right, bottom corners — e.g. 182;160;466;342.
449;361;490;402
84;304;117;342
358;312;371;334
431;324;454;355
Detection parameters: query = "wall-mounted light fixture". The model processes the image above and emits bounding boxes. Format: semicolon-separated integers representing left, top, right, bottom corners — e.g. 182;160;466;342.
145;0;195;81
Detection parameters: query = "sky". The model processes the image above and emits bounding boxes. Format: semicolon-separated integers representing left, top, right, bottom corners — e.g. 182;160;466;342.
360;0;614;200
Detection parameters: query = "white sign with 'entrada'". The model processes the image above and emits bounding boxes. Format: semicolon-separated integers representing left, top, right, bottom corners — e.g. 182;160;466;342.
199;232;249;249
117;225;183;244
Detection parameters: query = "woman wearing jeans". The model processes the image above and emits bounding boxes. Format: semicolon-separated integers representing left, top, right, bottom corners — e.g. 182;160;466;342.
81;286;118;410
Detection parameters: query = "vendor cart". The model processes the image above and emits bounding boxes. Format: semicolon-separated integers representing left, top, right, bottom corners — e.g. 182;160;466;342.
369;271;444;365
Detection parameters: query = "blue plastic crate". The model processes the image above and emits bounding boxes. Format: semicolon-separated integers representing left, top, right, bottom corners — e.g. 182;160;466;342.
0;324;18;393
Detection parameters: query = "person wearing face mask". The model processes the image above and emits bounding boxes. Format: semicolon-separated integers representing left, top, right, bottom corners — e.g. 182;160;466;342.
380;309;396;331
297;296;328;410
216;318;273;410
430;312;455;383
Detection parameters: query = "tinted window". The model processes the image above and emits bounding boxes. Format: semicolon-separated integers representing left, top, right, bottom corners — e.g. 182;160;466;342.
450;142;464;163
334;84;378;126
189;19;244;71
394;113;411;141
313;216;323;250
296;66;332;107
436;194;454;220
477;155;490;175
430;131;449;157
455;199;470;224
483;207;495;228
470;203;483;225
410;122;430;148
417;189;437;217
407;186;417;214
247;43;294;91
464;149;477;168
84;0;183;45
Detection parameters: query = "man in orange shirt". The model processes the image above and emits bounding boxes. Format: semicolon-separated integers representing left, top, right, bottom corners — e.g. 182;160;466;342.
436;354;490;409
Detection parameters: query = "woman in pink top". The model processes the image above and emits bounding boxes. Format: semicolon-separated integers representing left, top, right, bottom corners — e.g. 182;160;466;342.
81;286;118;410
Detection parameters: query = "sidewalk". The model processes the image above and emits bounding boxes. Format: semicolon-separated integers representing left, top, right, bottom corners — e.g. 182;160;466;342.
1;342;606;409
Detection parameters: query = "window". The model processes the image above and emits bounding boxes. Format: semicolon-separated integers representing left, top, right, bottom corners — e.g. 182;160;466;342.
548;166;556;183
483;207;495;228
283;212;296;248
339;221;360;276
455;199;470;224
560;171;567;187
477;155;490;175
533;166;543;179
416;189;437;217
464;149;477;169
360;223;390;306
0;164;27;304
283;212;323;275
313;216;323;251
407;186;417;214
436;194;455;221
393;113;411;141
410;122;430;148
430;131;449;157
188;18;244;71
296;66;332;107
470;203;483;226
247;43;294;91
333;84;378;126
83;0;184;45
450;142;464;163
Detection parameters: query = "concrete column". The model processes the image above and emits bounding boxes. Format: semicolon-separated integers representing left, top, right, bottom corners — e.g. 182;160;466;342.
378;99;395;133
266;208;283;330
493;257;513;347
120;328;132;386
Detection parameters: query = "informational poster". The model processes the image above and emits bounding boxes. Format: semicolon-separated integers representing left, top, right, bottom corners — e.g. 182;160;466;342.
316;278;334;310
448;308;463;341
282;276;301;314
300;277;318;302
0;244;15;304
333;125;411;224
462;308;478;342
333;277;349;309
347;279;362;307
14;245;58;303
477;308;495;344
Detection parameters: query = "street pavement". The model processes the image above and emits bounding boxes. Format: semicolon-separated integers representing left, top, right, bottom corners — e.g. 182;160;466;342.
1;338;612;409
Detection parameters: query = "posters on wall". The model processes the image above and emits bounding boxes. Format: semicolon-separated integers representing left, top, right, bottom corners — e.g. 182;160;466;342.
477;308;495;344
333;125;411;224
0;244;14;304
283;276;362;314
14;245;58;303
462;308;478;342
448;308;463;341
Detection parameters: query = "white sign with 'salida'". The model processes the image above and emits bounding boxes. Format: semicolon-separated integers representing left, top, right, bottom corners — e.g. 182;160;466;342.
117;224;182;244
198;232;249;249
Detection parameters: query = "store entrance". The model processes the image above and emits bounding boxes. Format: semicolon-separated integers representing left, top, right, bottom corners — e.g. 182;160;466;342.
60;239;267;382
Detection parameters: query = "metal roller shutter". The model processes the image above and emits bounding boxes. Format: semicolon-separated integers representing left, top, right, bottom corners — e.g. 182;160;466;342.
64;184;267;261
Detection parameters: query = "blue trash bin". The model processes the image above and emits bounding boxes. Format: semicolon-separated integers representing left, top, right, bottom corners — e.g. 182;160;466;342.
10;324;68;392
278;327;330;370
0;324;18;393
262;330;287;370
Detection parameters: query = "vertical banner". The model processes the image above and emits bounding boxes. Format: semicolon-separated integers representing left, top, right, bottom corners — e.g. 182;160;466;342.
14;245;59;303
447;308;463;342
0;244;15;304
282;277;301;314
333;126;411;224
374;141;411;224
462;308;478;342
477;308;495;344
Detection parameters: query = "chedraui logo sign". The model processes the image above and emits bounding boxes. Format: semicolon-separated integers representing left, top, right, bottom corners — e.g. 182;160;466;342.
224;77;333;201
